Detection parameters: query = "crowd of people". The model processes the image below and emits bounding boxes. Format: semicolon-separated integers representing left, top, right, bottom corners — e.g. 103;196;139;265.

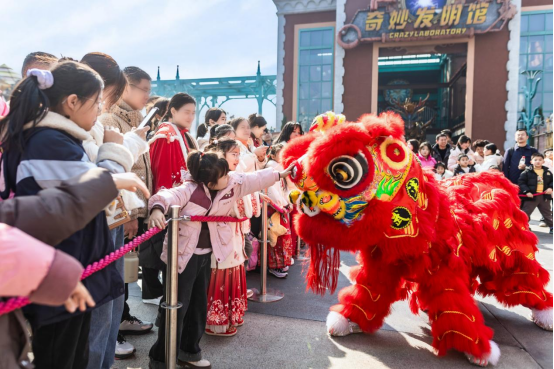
407;128;553;232
0;50;551;369
0;51;303;369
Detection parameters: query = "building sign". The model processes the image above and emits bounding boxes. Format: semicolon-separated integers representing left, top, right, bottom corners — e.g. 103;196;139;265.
338;0;516;48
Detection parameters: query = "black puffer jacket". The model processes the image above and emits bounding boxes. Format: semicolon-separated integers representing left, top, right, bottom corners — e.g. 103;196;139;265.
518;165;553;202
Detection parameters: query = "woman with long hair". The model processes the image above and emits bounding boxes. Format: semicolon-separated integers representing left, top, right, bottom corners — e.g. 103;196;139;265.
275;121;303;144
149;93;199;193
447;135;476;171
248;113;268;148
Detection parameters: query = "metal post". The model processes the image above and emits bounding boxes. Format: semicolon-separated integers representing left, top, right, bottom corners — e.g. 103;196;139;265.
162;205;183;368
249;189;284;303
295;236;309;261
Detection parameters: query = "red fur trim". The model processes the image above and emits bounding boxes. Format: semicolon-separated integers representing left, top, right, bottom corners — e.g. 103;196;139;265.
306;244;341;295
358;112;406;142
281;132;318;168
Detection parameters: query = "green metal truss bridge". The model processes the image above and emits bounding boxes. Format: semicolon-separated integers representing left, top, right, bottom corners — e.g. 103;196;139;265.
151;61;276;126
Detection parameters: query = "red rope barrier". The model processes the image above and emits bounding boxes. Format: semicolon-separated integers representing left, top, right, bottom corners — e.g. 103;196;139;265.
0;214;247;316
518;191;547;197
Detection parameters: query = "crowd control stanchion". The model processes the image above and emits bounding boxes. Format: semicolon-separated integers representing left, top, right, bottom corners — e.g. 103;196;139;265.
295;236;309;261
162;205;183;369
250;189;284;303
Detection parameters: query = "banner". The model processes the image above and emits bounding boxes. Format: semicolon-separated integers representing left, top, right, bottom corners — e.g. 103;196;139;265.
338;0;516;48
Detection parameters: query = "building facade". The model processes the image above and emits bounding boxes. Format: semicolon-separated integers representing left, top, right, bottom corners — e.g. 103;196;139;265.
272;0;552;150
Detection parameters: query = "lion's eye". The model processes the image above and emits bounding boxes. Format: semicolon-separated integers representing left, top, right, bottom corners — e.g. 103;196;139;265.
328;153;368;190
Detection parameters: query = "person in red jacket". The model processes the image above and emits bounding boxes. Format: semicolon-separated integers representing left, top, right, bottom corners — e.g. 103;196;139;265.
149;93;199;194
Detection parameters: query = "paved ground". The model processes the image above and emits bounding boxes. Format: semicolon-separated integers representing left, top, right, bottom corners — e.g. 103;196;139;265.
113;211;553;369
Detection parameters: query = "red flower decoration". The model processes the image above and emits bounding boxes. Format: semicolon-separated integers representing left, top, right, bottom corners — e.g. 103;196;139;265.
385;142;406;162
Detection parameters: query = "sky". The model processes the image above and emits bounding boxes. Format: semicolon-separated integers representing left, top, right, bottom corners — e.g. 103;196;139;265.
1;0;279;130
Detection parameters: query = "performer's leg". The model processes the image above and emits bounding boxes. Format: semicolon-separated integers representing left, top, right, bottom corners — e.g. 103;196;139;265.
327;248;405;336
418;265;498;365
478;255;553;331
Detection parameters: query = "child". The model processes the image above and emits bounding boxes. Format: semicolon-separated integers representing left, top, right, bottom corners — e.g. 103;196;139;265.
518;153;553;234
448;135;476;171
544;148;553;171
149;93;199;193
480;143;503;171
208;123;235;146
230;117;267;278
147;151;292;368
472;139;489;165
453;153;478;176
265;143;293;278
0;62;124;369
407;139;420;155
197;107;226;151
416;141;437;169
434;162;453;180
203;139;248;336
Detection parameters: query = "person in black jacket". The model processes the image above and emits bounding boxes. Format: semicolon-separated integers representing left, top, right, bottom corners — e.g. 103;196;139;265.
518;153;553;233
0;61;140;369
431;132;452;165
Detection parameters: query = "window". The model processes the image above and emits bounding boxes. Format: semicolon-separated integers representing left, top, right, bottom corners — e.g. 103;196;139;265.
297;27;335;131
518;10;553;119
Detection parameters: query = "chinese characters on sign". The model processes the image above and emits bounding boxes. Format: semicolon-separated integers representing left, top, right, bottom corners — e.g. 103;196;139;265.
338;0;514;48
364;4;489;31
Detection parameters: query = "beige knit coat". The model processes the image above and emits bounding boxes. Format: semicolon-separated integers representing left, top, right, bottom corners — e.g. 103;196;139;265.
100;101;153;220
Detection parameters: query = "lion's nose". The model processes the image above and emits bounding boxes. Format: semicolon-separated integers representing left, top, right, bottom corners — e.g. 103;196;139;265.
299;191;321;217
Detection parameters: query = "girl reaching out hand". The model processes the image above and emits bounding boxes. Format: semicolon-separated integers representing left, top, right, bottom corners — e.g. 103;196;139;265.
147;150;291;368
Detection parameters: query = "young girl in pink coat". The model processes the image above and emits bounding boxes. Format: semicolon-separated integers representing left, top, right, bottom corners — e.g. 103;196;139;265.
204;139;250;337
147;151;292;369
416;141;437;169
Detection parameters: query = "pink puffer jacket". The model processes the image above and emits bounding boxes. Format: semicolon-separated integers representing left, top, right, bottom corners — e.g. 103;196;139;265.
0;224;83;305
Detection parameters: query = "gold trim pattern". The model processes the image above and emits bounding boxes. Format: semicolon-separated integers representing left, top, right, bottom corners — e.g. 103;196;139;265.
358;284;381;302
352;304;376;321
438;330;479;344
435;310;476;322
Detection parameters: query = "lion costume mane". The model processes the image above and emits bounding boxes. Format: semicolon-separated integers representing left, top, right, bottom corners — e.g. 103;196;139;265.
282;112;552;366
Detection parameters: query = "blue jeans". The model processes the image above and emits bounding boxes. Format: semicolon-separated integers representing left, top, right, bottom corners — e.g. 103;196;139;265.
87;225;125;369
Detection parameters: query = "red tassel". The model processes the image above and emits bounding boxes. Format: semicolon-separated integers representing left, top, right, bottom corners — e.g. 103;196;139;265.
306;244;341;295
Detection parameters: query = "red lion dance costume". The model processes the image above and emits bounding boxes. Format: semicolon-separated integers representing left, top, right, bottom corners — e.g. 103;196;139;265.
281;112;552;366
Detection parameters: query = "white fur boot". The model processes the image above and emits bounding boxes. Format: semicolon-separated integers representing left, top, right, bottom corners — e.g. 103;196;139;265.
326;311;362;336
466;340;501;367
531;308;553;331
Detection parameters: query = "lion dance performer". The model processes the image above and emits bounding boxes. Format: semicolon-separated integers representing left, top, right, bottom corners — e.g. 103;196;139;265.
282;111;552;366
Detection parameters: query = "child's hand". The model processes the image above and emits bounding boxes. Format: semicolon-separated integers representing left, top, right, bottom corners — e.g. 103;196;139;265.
64;282;95;313
111;173;150;198
526;192;534;198
104;126;124;144
545;188;553;195
279;163;295;179
149;209;166;230
259;192;272;204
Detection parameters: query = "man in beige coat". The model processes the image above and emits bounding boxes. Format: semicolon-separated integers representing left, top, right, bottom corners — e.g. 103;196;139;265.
100;66;159;344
